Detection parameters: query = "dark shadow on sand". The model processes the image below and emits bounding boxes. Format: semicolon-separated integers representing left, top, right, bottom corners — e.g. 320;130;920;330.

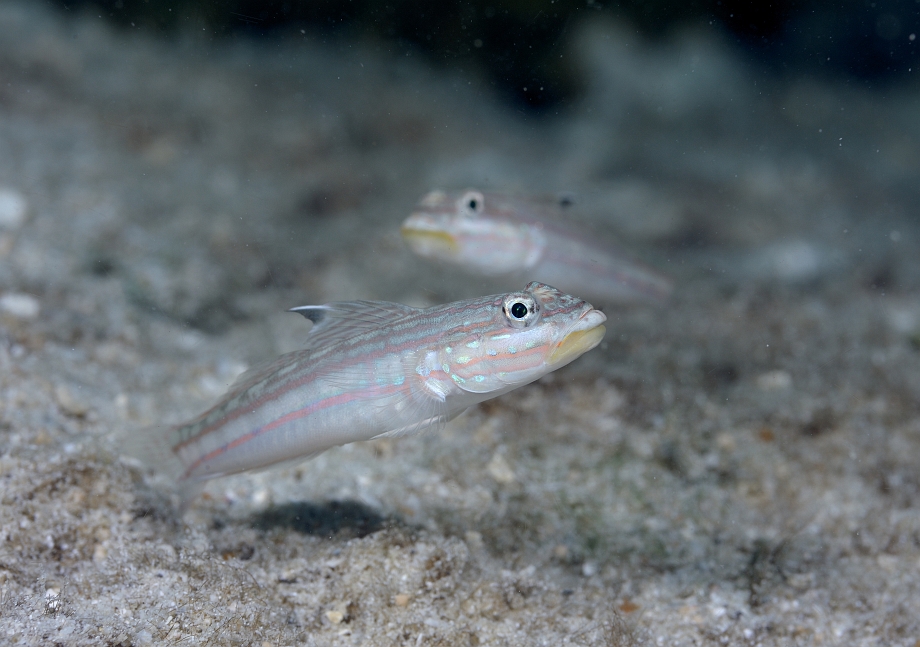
251;500;387;539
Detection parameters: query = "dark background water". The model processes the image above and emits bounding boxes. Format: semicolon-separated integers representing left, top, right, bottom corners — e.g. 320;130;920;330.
54;0;920;110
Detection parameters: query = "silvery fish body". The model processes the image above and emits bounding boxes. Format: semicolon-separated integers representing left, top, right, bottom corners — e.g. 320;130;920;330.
401;189;673;305
128;282;606;493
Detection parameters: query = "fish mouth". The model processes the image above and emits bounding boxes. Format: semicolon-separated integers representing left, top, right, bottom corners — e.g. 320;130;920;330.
401;220;459;256
548;309;607;366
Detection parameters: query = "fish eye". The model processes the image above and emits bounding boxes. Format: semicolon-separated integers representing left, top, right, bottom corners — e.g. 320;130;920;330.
459;190;484;216
502;294;539;327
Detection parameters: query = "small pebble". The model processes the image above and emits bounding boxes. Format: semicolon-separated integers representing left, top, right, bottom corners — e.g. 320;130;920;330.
619;599;640;613
0;188;28;230
252;488;270;506
764;240;821;282
486;451;516;484
715;433;737;452
886;304;920;333
0;293;40;320
325;610;344;624
876;554;898;573
756;370;792;391
55;385;88;417
394;594;410;607
464;530;483;550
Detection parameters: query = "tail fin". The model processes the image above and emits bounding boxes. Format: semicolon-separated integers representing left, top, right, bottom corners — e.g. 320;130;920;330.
121;424;203;511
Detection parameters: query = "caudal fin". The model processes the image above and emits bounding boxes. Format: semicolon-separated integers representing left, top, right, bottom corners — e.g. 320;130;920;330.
121;424;203;510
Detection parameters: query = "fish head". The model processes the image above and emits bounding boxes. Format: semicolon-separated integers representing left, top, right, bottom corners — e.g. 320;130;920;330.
442;282;607;395
401;189;545;275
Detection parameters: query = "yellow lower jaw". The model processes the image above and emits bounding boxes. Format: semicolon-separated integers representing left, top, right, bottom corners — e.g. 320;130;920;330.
548;325;606;366
401;228;459;255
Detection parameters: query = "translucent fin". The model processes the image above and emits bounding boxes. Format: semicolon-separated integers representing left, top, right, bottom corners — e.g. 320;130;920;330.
121;423;204;512
221;351;308;401
121;423;186;482
383;348;463;438
316;346;455;440
176;481;206;513
219;300;420;401
508;191;576;210
371;405;466;440
372;377;449;439
289;300;419;349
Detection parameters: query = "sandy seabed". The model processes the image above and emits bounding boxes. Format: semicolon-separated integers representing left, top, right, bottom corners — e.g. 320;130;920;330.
2;3;920;645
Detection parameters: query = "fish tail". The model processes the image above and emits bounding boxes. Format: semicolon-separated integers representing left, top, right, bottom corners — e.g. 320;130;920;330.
122;423;202;509
634;266;674;305
123;424;186;478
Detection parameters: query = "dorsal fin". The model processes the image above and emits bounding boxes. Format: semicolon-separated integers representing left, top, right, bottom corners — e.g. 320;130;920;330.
289;300;419;349
507;191;577;210
205;300;420;410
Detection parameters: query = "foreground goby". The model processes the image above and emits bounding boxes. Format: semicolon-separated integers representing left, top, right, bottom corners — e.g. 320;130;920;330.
127;282;606;502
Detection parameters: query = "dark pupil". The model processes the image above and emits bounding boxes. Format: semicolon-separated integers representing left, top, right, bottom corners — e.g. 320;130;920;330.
510;302;528;319
467;198;479;211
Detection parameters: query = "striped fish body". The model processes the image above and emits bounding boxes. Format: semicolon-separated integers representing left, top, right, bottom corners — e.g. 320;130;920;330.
401;189;673;305
169;348;433;482
130;282;606;491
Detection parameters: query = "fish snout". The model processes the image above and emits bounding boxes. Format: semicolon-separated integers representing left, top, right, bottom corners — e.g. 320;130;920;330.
401;214;459;257
547;305;607;366
575;306;607;330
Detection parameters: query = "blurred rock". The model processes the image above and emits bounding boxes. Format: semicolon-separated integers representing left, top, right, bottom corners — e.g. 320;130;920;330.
0;292;40;320
0;187;27;230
